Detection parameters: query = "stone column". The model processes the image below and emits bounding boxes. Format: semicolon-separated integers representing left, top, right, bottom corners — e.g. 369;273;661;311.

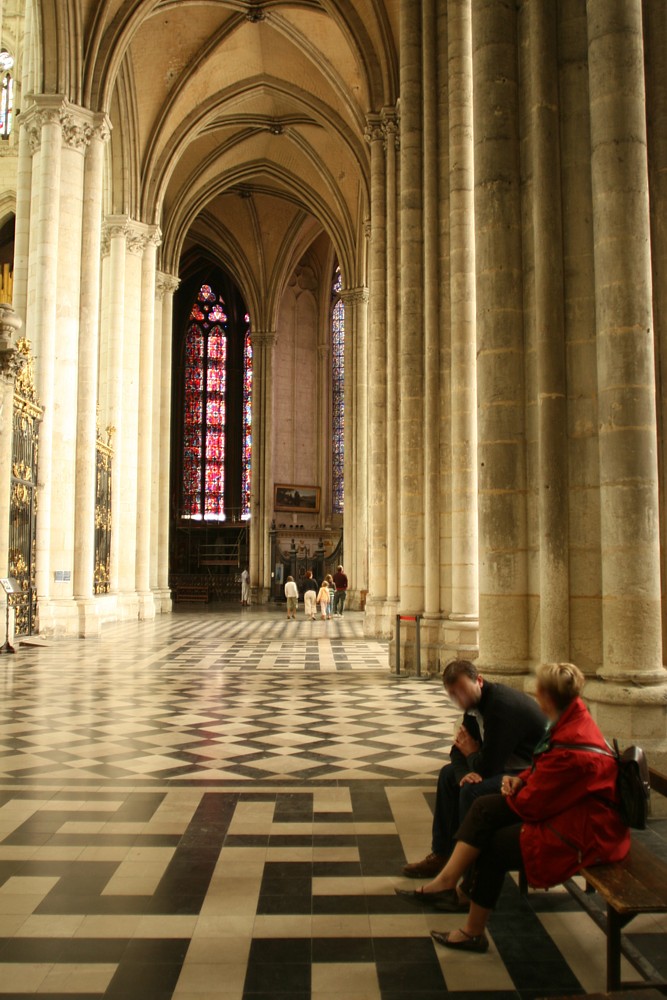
135;227;161;620
73;116;110;635
23;98;63;605
382;107;400;617
645;0;667;662
340;287;356;598
114;222;146;616
585;0;665;691
399;0;425;620
249;330;275;602
472;0;528;676
156;273;179;609
446;0;479;654
103;218;129;598
12;113;33;324
521;0;569;664
365;114;388;628
343;286;369;609
422;0;441;625
558;0;601;673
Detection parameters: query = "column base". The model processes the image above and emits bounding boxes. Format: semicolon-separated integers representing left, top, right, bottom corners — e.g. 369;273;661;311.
387;614;472;676
75;598;101;638
117;591;140;620
363;597;397;639
153;589;173;614
36;598;82;638
583;679;667;763
137;592;156;621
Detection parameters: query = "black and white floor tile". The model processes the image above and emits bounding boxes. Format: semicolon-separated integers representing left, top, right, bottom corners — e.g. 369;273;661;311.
0;606;663;999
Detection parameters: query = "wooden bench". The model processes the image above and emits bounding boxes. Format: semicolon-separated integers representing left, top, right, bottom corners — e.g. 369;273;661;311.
174;585;209;603
563;766;667;994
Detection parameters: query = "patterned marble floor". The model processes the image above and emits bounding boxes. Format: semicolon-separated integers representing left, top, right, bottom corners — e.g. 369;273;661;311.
0;606;664;999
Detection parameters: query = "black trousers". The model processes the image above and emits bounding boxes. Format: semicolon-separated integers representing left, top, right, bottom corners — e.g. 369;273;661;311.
432;763;504;856
455;793;524;910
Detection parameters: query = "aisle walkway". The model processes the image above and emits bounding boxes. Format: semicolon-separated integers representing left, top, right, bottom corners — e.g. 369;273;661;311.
0;609;663;999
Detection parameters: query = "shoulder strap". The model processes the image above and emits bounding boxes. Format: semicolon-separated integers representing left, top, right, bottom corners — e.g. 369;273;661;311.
550;740;617;760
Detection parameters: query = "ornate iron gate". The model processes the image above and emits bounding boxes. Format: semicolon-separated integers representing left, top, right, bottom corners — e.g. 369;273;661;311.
9;340;42;636
94;431;113;594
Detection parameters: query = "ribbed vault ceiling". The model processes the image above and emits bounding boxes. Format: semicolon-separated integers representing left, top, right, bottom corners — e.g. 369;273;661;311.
36;0;398;319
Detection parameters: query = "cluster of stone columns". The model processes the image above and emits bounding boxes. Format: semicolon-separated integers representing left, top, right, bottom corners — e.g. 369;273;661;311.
361;0;667;743
7;95;177;635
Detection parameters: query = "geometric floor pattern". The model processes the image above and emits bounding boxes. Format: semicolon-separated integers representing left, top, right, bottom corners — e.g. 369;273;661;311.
0;606;664;998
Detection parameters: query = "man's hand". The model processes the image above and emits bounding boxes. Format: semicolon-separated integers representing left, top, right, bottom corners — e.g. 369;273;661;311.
454;725;481;757
501;775;524;797
459;772;482;786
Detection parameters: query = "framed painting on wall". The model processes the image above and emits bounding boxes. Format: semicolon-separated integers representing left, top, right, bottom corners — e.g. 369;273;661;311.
274;484;321;513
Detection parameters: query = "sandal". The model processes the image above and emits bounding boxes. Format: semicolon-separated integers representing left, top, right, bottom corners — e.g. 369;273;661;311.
431;928;489;953
394;887;465;911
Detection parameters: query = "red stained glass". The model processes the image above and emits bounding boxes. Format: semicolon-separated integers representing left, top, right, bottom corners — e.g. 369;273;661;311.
241;327;252;519
181;284;228;520
332;268;344;513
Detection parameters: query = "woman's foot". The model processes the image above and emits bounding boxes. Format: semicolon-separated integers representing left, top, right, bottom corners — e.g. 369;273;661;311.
394;887;467;912
431;928;489;953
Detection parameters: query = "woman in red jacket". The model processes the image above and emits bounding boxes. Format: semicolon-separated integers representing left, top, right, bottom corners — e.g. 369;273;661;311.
395;661;630;953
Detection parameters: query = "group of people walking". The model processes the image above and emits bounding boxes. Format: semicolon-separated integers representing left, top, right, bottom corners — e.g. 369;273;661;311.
284;565;348;620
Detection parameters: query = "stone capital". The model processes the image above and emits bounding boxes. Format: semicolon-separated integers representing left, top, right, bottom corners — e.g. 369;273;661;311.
250;330;276;348
155;272;180;299
364;113;384;145
22;97;110;155
381;105;400;151
341;286;369;306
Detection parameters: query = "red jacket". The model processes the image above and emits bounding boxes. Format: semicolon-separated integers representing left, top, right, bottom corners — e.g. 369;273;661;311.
507;696;630;888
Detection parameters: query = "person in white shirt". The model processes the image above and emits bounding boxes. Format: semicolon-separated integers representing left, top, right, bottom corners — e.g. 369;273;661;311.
284;575;298;620
240;568;250;606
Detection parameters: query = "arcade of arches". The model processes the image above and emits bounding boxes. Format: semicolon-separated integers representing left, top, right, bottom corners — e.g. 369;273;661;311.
0;0;666;754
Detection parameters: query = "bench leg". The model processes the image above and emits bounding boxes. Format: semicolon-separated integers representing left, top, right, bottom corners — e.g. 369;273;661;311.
606;908;635;992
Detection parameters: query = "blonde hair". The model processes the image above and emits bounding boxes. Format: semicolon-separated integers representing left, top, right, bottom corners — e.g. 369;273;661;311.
536;662;585;711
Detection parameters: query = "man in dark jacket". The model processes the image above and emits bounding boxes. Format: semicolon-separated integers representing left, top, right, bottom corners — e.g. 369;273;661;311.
403;659;547;878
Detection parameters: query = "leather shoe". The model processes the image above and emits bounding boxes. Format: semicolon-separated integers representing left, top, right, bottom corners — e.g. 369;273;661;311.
431;929;489;953
394;887;465;911
402;852;448;879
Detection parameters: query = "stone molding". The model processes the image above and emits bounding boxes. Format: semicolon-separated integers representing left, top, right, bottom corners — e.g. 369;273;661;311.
21;96;111;156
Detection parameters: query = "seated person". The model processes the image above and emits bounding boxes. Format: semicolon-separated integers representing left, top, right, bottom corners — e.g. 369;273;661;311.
404;659;547;877
396;662;630;953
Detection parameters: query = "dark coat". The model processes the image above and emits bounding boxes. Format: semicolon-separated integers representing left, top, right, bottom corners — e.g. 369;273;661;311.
450;680;547;781
508;696;630;888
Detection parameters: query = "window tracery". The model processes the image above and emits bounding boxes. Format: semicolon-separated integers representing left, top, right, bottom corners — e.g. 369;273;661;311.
332;267;344;514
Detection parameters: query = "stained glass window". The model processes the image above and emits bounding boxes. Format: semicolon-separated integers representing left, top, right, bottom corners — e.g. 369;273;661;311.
332;267;345;513
0;70;14;139
182;285;228;520
241;315;253;520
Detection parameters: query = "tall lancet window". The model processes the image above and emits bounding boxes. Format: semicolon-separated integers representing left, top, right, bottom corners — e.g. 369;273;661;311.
332;267;345;513
0;51;14;139
241;315;252;520
182;284;228;520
